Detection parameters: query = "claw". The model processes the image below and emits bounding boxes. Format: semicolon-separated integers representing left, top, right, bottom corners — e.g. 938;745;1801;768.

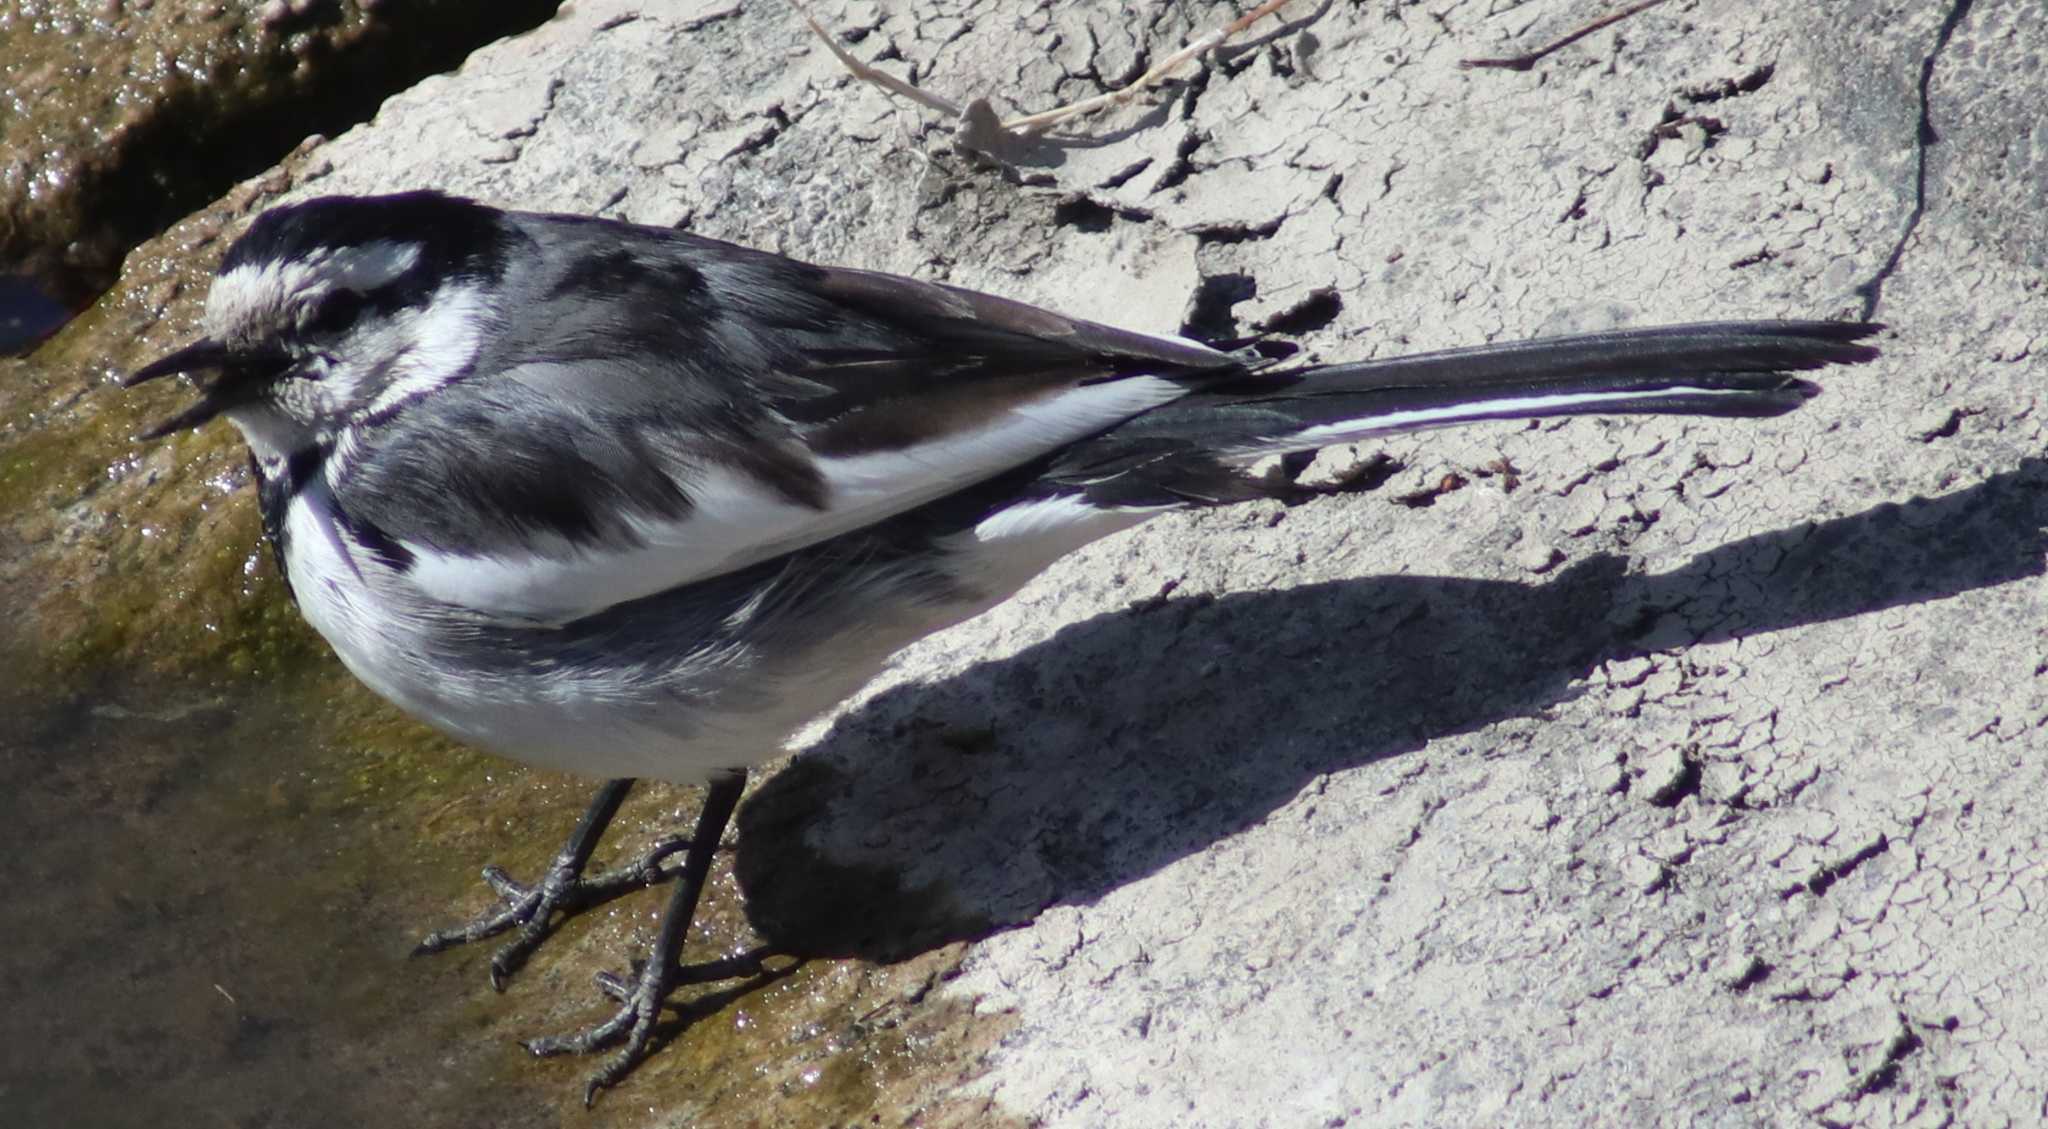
522;945;792;1106
480;864;526;898
593;968;632;1003
413;843;691;986
411;780;703;989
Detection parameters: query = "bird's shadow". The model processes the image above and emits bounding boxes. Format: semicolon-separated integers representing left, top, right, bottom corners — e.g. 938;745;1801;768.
735;458;2048;959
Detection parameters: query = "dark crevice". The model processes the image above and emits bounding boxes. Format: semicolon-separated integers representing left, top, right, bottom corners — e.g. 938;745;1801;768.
1052;196;1116;232
1912;407;1975;442
1804;834;1891;897
724;115;787;160
1559;185;1591;224
1209;41;1258;79
1726;958;1773;992
1101;38;1151;90
1257;287;1343;335
1180;272;1258;342
1050;195;1152;230
1152;130;1207;192
1191;216;1287;245
1172;55;1217;129
1681;63;1775;103
1852;1021;1924;1098
1277;449;1318;482
1768;985;1827;1003
1263;41;1297;80
1638;103;1728;161
1855;0;1978;321
1098;159;1154;190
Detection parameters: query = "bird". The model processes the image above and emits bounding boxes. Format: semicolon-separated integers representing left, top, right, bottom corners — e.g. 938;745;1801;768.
126;189;1882;1101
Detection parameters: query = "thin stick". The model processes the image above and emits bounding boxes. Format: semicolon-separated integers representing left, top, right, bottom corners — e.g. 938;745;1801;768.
1460;0;1675;72
1005;0;1294;135
799;11;963;117
799;0;1294;140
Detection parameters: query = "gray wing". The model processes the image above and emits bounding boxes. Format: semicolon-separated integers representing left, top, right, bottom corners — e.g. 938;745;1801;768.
332;214;1246;622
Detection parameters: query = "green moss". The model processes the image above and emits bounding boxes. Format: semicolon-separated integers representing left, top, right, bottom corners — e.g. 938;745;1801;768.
3;273;339;696
0;426;84;514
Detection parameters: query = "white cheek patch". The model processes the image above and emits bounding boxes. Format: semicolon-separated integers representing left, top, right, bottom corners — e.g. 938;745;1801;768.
363;285;490;416
400;375;1191;623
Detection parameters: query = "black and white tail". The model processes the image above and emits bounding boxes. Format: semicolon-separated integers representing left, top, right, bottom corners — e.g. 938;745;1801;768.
1037;320;1882;507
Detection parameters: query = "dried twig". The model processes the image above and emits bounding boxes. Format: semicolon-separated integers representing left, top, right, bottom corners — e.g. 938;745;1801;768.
798;0;1293;142
798;9;963;118
1460;0;1675;72
1006;0;1293;135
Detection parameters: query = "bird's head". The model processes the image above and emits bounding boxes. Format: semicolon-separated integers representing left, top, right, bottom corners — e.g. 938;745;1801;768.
127;191;509;462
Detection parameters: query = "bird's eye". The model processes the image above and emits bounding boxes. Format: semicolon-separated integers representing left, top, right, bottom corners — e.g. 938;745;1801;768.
306;291;367;335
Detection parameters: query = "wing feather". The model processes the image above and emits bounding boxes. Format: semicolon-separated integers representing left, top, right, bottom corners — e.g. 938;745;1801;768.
334;216;1238;623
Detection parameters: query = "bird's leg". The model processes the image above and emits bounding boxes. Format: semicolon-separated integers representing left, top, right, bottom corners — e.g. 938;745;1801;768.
524;770;752;1105
415;778;693;989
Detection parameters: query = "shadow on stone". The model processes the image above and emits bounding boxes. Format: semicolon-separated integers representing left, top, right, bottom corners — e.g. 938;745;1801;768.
736;457;2048;959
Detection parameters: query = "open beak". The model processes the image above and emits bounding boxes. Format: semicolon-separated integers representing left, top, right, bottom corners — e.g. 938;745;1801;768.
126;338;254;439
126;338;232;388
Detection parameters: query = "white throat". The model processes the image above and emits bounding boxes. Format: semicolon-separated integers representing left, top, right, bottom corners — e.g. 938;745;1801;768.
226;403;321;476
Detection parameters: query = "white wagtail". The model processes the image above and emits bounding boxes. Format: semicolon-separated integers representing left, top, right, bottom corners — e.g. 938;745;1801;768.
128;190;1881;1099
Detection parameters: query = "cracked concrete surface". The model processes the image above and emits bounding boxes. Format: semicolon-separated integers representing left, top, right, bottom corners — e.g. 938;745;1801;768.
105;0;2047;1124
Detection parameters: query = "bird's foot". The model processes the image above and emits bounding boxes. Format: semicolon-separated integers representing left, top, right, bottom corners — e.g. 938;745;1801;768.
413;834;693;989
526;946;792;1106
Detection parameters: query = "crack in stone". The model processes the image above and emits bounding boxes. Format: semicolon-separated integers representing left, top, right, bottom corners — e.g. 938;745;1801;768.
1150;128;1206;192
1803;832;1892;898
1679;62;1775;104
1179;271;1257;340
1637;103;1728;162
1188;214;1287;244
1853;0;1978;321
1848;1014;1925;1101
1256;286;1343;335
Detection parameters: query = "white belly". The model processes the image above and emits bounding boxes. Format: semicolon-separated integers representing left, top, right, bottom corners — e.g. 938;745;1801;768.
282;480;1156;784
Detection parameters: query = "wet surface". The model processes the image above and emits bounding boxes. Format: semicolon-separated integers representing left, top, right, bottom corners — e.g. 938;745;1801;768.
0;0;564;330
0;673;1007;1127
0;679;555;1127
0;275;69;355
